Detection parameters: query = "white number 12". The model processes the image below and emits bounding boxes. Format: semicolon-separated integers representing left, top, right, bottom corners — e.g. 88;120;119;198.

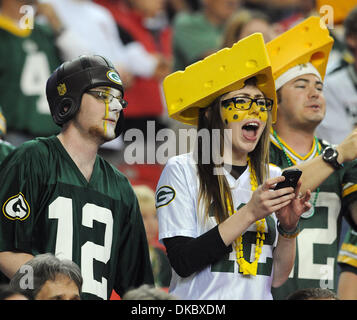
49;197;113;299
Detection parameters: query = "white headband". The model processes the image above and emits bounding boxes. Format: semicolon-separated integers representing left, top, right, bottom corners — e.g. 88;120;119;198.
275;62;322;90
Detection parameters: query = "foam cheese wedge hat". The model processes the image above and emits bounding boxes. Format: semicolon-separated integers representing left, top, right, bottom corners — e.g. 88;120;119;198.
266;16;334;88
163;33;277;126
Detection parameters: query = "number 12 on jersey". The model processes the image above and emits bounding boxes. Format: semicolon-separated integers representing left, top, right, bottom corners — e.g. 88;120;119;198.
49;196;113;299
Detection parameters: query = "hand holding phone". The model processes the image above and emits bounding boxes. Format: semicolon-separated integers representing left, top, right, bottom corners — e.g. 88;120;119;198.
274;168;302;190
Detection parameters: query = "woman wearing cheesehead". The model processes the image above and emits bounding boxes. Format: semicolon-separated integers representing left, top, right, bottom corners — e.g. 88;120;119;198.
155;33;311;300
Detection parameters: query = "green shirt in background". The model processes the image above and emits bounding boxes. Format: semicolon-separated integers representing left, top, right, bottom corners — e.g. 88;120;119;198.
173;12;224;71
0;16;61;137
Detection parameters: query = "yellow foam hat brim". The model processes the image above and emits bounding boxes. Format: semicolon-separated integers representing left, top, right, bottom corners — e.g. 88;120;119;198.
163;33;277;126
266;16;334;82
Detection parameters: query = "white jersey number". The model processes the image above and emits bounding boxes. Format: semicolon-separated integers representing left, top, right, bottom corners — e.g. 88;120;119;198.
20;43;51;114
49;197;113;299
292;192;340;287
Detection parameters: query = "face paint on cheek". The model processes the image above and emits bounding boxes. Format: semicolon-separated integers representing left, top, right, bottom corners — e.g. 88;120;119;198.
221;106;268;124
103;100;109;135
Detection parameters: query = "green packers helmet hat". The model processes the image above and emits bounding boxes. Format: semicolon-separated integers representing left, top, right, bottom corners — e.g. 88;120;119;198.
46;54;126;137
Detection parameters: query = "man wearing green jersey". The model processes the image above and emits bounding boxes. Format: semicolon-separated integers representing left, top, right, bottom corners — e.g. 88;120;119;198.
337;228;357;299
0;0;74;144
0;54;154;300
0;106;15;163
266;17;357;299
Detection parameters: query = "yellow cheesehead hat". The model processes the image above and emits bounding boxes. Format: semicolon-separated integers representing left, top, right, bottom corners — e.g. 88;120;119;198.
266;16;334;90
163;33;277;126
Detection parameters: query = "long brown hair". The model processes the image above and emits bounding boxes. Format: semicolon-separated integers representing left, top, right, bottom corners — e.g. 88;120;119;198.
196;79;272;224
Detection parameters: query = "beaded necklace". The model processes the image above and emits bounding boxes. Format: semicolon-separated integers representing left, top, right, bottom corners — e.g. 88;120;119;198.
227;157;265;276
272;130;320;218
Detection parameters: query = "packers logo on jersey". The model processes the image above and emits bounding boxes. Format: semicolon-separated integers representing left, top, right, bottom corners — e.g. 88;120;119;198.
156;186;176;208
2;192;30;221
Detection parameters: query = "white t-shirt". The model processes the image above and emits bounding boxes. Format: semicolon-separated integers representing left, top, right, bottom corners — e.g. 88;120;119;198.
156;153;282;300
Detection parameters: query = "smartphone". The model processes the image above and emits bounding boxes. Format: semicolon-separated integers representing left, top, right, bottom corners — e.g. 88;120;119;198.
274;168;302;190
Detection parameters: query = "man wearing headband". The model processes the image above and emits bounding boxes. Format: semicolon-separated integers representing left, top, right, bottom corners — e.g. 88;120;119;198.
267;17;357;299
0;55;154;300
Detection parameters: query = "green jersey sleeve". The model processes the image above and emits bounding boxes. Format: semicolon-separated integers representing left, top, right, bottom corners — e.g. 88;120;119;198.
0;139;49;253
338;228;357;274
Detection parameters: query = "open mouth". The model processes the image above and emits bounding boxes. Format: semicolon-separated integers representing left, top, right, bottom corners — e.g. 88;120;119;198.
306;104;321;110
242;121;260;140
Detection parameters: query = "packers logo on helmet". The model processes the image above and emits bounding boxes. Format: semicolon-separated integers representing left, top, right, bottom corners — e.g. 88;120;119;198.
156;186;176;208
107;70;122;85
2;192;30;221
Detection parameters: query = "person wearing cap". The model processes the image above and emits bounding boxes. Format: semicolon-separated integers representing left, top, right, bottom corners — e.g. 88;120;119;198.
0;106;15;163
266;17;357;299
0;54;154;300
155;33;311;300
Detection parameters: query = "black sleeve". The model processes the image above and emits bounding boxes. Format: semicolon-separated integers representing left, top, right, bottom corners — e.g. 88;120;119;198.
339;263;357;275
163;225;232;277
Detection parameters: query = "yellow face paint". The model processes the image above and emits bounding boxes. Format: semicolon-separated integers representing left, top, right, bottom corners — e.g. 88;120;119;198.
103;100;109;136
220;99;268;125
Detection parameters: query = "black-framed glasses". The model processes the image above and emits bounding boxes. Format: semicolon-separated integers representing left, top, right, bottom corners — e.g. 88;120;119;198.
87;90;128;109
221;96;273;111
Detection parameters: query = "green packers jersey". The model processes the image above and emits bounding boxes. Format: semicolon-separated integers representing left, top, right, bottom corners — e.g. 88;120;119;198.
0;16;60;136
338;228;357;273
0;139;15;163
0;136;154;299
270;133;357;300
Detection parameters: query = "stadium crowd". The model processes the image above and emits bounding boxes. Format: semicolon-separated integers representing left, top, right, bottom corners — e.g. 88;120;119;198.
0;0;357;301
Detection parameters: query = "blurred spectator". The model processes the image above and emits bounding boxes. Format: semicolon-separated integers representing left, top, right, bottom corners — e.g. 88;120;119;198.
96;0;173;141
10;253;82;300
286;287;339;300
337;228;357;300
0;0;72;145
172;0;240;71
42;0;161;87
275;0;316;30
243;0;314;26
133;185;171;288
0;284;28;300
42;0;167;163
122;284;177;300
166;0;191;22
221;9;277;48
316;6;357;144
0;105;15;163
